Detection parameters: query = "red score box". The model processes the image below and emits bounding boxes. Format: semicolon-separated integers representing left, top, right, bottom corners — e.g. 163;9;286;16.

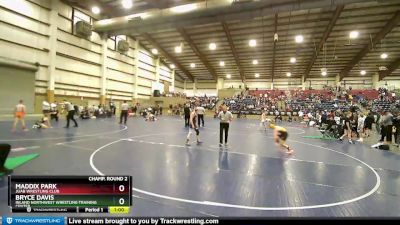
56;183;130;195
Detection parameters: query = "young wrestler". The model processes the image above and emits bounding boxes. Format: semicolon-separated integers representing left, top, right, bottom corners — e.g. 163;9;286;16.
268;120;294;155
260;111;268;131
32;116;49;129
186;108;201;146
339;112;354;144
145;112;157;122
12;100;28;132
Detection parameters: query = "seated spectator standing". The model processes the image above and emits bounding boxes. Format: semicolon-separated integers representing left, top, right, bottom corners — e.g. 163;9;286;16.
196;105;205;127
50;102;59;122
184;104;191;127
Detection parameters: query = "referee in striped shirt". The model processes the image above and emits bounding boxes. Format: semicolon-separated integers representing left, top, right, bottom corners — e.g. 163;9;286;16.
218;106;233;146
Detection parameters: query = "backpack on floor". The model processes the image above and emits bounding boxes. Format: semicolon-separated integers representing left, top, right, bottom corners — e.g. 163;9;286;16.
378;144;390;150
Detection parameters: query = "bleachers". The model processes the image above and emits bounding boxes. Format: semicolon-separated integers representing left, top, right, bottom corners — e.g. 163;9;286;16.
188;96;219;110
249;89;379;100
350;90;379;100
223;89;372;116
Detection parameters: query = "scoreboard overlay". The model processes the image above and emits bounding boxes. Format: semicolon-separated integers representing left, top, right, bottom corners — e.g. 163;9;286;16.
8;176;132;213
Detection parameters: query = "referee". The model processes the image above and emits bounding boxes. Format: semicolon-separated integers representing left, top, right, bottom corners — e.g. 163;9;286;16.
63;100;78;128
120;100;129;125
218;106;233;146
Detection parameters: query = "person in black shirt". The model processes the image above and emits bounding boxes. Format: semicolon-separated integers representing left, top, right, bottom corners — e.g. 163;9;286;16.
325;110;335;131
363;112;374;138
321;111;327;125
351;112;359;139
184;104;191;127
339;112;354;144
392;111;400;147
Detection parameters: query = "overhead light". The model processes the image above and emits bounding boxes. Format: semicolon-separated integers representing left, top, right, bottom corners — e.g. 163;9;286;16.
126;13;147;20
379;66;388;71
121;0;133;9
170;64;175;69
290;57;296;63
190;63;196;68
380;53;388;59
321;68;327;76
295;35;303;43
91;6;100;14
219;61;225;67
209;43;217;50
175;46;182;53
360;70;366;75
252;60;258;65
170;3;197;13
249;39;257;47
151;49;158;55
255;73;260;78
226;74;231;79
349;31;359;39
286;72;291;77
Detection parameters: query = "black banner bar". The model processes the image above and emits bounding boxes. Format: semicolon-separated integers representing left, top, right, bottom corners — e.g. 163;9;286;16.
13;207;77;213
10;176;131;184
8;175;11;206
78;207;109;213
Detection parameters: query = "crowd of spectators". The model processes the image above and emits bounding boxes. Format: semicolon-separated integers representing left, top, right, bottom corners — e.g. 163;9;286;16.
222;87;399;117
187;96;219;110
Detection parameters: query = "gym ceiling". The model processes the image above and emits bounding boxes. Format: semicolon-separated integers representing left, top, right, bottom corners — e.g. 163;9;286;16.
63;0;400;83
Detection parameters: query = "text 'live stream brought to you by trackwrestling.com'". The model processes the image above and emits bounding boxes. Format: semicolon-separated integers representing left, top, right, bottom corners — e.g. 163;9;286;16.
1;217;221;225
68;217;220;225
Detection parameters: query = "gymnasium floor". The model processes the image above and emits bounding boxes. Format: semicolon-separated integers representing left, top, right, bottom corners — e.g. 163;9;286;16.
0;116;399;217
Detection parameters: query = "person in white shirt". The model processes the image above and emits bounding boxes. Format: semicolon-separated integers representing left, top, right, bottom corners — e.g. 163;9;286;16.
218;106;233;146
260;111;269;131
307;112;313;119
42;101;50;114
63;100;78;128
357;113;366;142
50;102;59;122
297;110;304;123
298;111;304;118
12;100;28;132
120;100;129;125
196;106;205;127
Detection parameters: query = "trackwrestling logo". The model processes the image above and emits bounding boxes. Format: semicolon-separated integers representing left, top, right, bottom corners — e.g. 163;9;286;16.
2;217;64;225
